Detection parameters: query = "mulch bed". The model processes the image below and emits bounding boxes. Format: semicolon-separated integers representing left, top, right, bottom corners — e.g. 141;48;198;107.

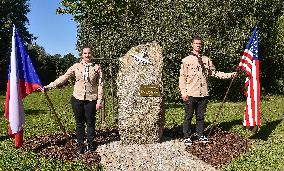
186;128;250;168
23;129;120;166
23;127;249;168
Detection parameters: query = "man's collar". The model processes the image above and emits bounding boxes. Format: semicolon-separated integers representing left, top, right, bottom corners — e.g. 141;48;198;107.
80;61;93;66
190;52;202;57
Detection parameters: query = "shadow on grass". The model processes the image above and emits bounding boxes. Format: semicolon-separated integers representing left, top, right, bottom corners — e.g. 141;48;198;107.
162;119;252;142
218;119;242;131
250;119;283;141
165;103;183;109
162;121;216;141
25;109;48;116
0;135;9;141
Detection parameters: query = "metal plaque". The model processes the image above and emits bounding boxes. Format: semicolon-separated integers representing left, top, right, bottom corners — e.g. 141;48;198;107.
139;84;161;97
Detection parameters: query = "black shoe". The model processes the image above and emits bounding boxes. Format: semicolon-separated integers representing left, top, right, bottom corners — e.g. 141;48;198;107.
76;143;85;154
184;138;192;146
87;142;97;151
198;135;209;143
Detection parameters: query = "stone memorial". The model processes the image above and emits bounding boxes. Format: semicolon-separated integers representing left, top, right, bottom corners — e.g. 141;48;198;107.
116;42;165;144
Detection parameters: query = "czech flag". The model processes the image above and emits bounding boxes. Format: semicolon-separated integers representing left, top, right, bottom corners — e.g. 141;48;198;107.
4;25;42;148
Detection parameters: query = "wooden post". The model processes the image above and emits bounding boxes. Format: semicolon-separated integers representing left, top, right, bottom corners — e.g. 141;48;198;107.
43;91;71;147
110;60;116;122
207;76;236;138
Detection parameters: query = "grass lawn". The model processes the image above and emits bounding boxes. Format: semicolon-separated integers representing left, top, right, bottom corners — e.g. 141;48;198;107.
0;87;283;170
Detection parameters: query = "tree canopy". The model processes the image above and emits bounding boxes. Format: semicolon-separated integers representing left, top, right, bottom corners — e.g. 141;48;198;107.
58;0;284;100
27;44;78;86
2;0;284;100
0;0;32;90
58;0;284;101
0;0;78;92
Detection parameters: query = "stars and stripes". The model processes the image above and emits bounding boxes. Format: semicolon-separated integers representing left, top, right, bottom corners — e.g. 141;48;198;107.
238;27;261;127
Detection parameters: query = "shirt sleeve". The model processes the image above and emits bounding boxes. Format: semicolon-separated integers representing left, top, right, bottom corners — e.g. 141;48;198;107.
97;64;104;104
46;64;75;89
179;62;186;96
208;59;234;79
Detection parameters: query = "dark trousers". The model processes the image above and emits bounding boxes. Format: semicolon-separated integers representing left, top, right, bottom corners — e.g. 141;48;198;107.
71;96;97;144
183;96;208;138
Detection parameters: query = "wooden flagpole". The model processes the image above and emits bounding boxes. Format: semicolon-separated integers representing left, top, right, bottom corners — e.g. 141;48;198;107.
42;91;71;147
207;76;236;138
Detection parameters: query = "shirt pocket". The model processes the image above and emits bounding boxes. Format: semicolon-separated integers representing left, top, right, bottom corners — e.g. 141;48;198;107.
75;67;83;81
184;63;196;83
89;66;99;83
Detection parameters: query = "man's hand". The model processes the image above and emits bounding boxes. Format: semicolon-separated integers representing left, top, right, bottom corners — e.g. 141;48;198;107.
182;95;188;102
231;72;238;78
96;103;103;110
40;86;48;93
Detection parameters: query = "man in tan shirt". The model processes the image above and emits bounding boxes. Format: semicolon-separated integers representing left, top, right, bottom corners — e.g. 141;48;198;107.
44;47;103;153
179;35;236;145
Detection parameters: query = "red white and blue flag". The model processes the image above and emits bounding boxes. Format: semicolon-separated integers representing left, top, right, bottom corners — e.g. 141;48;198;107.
4;25;42;148
238;27;261;127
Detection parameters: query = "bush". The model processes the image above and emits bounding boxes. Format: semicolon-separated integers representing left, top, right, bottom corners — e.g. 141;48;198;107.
58;0;284;102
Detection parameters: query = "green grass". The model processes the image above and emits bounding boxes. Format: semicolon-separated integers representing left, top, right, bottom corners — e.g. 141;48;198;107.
1;87;283;170
0;87;98;170
156;96;284;171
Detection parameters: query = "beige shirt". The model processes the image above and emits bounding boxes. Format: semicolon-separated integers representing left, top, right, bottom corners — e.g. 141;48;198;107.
179;54;234;97
46;62;104;102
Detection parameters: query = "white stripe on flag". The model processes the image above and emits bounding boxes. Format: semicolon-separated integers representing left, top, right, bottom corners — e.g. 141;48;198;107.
252;61;259;126
247;82;254;126
9;26;25;134
241;63;252;73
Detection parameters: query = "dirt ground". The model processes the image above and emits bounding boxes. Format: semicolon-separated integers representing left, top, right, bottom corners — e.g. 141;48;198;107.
23;128;249;168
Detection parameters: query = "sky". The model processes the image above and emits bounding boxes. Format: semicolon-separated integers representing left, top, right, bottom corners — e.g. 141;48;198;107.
27;0;79;57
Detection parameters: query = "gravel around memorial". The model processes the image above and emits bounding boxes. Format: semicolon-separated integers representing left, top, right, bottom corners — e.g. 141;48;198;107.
23;128;249;170
97;138;217;171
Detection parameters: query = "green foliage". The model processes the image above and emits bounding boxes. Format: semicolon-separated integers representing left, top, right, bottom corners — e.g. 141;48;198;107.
0;0;32;91
273;14;284;94
0;1;78;93
26;44;78;86
58;0;284;102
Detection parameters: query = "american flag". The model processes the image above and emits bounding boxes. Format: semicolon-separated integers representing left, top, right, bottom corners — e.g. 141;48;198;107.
238;27;261;127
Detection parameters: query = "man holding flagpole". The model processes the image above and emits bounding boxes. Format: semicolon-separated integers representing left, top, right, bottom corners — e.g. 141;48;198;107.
43;46;104;154
179;35;237;146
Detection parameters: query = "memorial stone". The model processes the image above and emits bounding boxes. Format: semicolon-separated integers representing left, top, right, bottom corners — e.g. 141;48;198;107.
117;42;165;144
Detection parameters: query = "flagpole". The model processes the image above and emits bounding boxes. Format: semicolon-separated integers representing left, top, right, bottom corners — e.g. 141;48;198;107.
207;75;236;138
42;91;71;147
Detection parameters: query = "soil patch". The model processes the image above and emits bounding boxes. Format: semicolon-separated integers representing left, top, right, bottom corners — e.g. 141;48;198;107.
23;129;120;166
23;127;249;169
186;128;250;168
